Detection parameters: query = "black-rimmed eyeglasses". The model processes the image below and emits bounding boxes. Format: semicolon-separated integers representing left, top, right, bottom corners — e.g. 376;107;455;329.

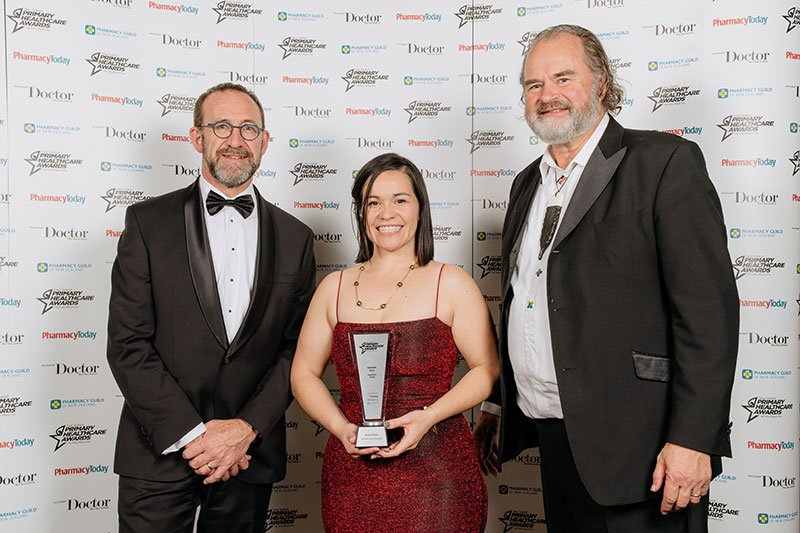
199;121;265;141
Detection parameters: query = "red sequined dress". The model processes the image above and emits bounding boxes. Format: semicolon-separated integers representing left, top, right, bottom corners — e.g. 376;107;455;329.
321;270;487;532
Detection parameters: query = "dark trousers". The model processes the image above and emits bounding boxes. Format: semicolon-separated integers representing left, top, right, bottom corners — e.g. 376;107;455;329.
118;474;272;533
533;419;708;533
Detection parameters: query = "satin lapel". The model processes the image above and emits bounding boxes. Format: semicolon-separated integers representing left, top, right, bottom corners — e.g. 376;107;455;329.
227;189;275;357
502;165;541;299
552;120;627;250
184;180;228;349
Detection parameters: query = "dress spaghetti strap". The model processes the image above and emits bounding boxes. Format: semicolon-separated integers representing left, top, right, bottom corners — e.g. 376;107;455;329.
434;264;446;318
335;271;344;323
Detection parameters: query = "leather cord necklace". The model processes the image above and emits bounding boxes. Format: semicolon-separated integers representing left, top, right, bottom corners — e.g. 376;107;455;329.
354;262;416;310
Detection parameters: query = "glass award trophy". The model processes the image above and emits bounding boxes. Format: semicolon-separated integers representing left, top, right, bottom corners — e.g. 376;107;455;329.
348;331;391;448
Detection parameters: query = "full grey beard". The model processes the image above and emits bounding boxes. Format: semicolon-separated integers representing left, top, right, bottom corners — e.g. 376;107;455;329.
205;151;259;188
526;86;602;146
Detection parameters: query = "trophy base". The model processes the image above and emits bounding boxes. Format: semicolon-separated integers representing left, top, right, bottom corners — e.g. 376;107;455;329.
355;425;388;448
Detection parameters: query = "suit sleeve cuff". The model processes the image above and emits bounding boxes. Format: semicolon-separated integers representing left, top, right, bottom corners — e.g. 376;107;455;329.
480;401;502;416
161;422;206;455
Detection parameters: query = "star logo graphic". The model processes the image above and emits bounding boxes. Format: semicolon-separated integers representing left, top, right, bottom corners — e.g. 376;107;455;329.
790;150;800;176
517;7;526;16
403;76;413;86
289;162;305;186
86;52;107;76
37;262;48;273
729;228;741;238
783;7;799;32
758;513;768;524
278;37;294;60
741;369;753;380
85;25;96;36
717;88;729;99
25;151;43;175
467;131;481;154
100;161;112;172
647;61;658;71
100;188;117;211
517;31;536;55
404;101;419;123
311;420;326;436
717;115;735;142
6;8;26;33
37;289;55;314
741;397;761;422
647;87;664;112
213;2;229;24
23;123;35;133
157;94;173;117
341;71;357;92
790;122;798;133
50;399;61;410
466;106;476;116
796;292;800;316
277;11;288;21
156;67;166;77
288;138;299;148
454;8;470;29
341;45;351;54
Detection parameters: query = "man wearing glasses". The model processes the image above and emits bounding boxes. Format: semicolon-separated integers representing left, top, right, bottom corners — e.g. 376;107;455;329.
107;83;316;532
475;25;738;532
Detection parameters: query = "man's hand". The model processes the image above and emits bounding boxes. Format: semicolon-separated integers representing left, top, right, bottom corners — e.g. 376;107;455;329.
183;419;258;484
473;412;501;477
650;442;711;514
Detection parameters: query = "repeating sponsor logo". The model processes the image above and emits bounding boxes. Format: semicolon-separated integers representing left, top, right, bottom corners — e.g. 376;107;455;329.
155;66;206;80
0;506;37;522
84;23;136;39
151;32;201;48
278;36;325;59
467;130;515;153
747;440;795;451
709;500;740;521
16;85;73;102
37;262;92;273
498;484;542;496
643;22;695;36
219;70;268;85
0;472;36;486
404;101;452;123
718;115;775;141
784;7;800;32
713;474;737;485
476;255;501;279
216;39;264;52
335;11;382;24
265;508;309;530
421;168;456;181
732;255;785;279
100;188;151;212
0;333;24;346
0;397;32;415
471;168;515;178
400;42;444;55
11;51;70;66
517;31;538;54
0;298;21;308
0;437;34;450
429;201;460;210
348;137;394;150
750;474;796;489
148;2;198;15
42;330;98;341
454;4;502;28
729;227;783;239
341;69;389;91
34;226;89;240
741;368;792;381
289;163;337;185
344;107;390;118
340;43;387;55
272;483;306;493
162;163;200;178
157;93;195;116
477;231;502;241
0;257;19;273
292;201;340;211
50;397;104;409
281;75;328;86
0;367;29;378
43;362;99;377
90;92;143;107
498;510;546;531
717;86;773;99
583;0;624;9
467;104;514;116
721;157;776;168
742;397;793;422
50;425;107;451
646;56;699;71
37;289;95;314
94;125;146;142
53;464;109;476
739;298;787;310
6;8;66;32
396;12;442;23
25;151;83;175
712;15;768;27
407;138;454;148
213;2;262;23
516;4;563;16
314;233;341;244
756;511;798;525
161;132;190;142
647;86;700;112
790;151;800;175
275;11;322;23
22;122;80;135
724;192;778;206
595;29;630;41
433;226;463;242
101;161;153;173
85;52;139;76
458;41;506;52
713;50;770;63
402;75;449;86
54;498;111;511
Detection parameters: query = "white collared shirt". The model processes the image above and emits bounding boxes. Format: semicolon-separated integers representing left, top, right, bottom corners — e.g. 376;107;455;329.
162;177;259;454
506;114;609;419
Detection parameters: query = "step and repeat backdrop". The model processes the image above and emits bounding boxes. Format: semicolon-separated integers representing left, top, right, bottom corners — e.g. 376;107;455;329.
0;1;798;531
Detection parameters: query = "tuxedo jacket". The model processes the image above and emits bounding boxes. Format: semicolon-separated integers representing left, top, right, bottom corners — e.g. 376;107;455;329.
107;179;315;483
494;117;739;506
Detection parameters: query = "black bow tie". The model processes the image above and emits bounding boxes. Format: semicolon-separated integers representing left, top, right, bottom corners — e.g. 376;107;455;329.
205;190;254;219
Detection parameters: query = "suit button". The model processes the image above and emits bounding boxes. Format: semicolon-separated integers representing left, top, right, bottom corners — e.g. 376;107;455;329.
224;355;232;364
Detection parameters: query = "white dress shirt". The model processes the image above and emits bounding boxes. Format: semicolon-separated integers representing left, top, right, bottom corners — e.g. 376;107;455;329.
162;177;259;454
504;114;609;420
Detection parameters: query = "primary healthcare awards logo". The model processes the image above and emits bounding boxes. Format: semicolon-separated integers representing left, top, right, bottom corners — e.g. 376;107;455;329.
289;163;337;185
100;188;152;212
278;37;326;59
25;151;83;175
341;69;389;91
784;7;799;32
454;4;502;29
85;52;140;76
212;1;262;24
37;289;95;314
717;115;774;141
6;7;66;33
157;94;196;117
647;86;700;112
50;425;107;451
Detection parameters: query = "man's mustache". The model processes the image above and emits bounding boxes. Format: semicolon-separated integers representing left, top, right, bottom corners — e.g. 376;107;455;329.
537;99;572;115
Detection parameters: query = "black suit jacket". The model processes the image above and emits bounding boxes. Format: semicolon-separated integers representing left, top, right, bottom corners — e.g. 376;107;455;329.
107;179;315;483
494;117;739;506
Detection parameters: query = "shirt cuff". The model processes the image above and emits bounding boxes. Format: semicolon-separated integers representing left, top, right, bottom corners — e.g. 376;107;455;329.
161;422;206;455
480;401;502;416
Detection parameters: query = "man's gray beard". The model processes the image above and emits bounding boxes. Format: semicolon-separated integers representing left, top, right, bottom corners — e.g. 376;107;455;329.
205;150;259;188
526;86;602;145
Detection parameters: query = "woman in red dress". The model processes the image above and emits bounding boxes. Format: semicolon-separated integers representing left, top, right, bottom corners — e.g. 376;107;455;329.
291;153;500;532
